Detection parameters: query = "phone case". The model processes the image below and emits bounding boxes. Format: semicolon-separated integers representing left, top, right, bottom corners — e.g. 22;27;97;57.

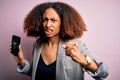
11;35;21;56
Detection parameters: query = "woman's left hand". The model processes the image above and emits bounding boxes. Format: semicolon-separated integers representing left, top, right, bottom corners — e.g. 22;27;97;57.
62;42;86;65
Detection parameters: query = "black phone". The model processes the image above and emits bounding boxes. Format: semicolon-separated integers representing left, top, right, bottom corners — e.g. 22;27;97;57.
11;35;21;56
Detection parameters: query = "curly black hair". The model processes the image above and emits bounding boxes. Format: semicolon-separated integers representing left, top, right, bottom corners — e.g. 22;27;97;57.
24;2;87;41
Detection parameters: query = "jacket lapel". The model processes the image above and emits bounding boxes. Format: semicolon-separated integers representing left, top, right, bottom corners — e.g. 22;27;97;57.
32;45;43;80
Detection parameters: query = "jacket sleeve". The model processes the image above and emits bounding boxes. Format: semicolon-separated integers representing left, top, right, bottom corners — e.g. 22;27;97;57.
78;40;109;80
86;58;109;80
16;60;31;76
16;41;37;76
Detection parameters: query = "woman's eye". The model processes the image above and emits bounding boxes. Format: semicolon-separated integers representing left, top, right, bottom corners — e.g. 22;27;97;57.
51;19;57;23
42;18;57;23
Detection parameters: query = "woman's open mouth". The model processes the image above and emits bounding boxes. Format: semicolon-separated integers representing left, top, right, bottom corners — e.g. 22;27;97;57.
44;29;53;35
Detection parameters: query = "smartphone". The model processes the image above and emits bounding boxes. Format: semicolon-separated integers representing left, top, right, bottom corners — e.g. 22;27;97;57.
11;35;21;56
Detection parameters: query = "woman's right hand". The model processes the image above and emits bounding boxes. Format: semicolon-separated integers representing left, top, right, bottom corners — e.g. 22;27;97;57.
10;44;26;67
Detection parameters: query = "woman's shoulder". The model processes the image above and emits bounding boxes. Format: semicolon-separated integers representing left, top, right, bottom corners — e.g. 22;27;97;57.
33;38;43;48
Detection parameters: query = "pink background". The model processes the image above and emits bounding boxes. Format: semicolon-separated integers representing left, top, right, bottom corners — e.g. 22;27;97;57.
0;0;120;80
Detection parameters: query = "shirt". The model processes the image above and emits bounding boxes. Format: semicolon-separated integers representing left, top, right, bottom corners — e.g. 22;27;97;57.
35;55;56;80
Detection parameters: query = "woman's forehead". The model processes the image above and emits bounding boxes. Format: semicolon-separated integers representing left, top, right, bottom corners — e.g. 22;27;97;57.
43;8;60;19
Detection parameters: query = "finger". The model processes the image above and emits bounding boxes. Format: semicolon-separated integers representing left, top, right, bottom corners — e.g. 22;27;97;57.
63;42;77;51
69;49;76;56
65;46;76;52
64;46;75;56
74;42;79;49
14;56;20;62
62;42;74;49
62;44;66;49
9;48;11;53
18;44;22;50
9;43;12;53
67;42;79;49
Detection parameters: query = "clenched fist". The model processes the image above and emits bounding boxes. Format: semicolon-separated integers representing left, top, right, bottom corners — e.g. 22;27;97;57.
62;41;87;65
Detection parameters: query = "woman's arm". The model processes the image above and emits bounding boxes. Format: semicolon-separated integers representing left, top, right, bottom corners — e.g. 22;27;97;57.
62;40;109;79
79;41;109;79
62;41;98;71
10;44;31;75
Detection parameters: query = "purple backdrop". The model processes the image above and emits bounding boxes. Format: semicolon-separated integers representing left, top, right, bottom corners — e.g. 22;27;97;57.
0;0;120;80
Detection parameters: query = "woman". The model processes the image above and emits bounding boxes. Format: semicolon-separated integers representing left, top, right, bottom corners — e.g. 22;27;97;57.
11;2;109;80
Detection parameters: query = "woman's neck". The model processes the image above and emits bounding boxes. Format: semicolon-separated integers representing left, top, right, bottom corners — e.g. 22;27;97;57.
46;36;60;47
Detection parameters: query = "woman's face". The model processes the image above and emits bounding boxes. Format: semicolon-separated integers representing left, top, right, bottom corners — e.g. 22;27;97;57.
42;8;61;38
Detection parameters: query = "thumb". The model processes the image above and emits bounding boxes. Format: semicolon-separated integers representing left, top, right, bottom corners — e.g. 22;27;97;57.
62;44;66;49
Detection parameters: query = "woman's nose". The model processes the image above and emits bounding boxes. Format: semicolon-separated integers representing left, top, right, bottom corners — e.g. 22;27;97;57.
46;21;51;28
